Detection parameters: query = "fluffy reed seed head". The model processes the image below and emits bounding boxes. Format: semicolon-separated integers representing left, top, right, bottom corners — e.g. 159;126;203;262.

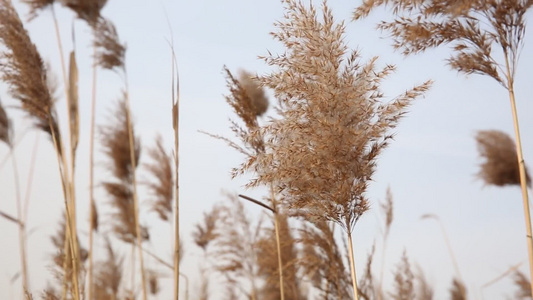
389;251;415;300
298;219;351;299
256;213;303;300
62;0;107;26
244;0;431;232
94;237;123;300
0;99;12;147
100;97;147;244
94;18;126;71
512;270;531;299
192;206;220;251
144;135;173;222
353;0;533;88
0;0;61;144
238;69;269;117
21;0;55;21
449;278;467;300
475;130;531;187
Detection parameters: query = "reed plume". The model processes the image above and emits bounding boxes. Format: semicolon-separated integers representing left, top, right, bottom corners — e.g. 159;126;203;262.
93;18;126;72
100;97;147;244
233;1;431;298
46;214;87;299
62;0;106;26
93;237;123;300
144;135;173;222
389;251;415;300
0;0;61;143
22;0;55;21
237;70;269;117
512;270;531;299
476;130;531;187
193;207;220;251
449;278;467;300
211;194;262;300
256;213;303;300
299;219;351;300
415;267;434;300
0;99;12;147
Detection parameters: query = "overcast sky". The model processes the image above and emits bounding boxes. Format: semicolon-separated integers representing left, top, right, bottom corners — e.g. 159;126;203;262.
1;1;533;299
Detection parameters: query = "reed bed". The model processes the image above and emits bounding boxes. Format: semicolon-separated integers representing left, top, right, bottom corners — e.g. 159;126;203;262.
0;0;532;299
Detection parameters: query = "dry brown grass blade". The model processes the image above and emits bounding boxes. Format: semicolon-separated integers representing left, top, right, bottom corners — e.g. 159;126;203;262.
144;135;173;222
68;51;79;157
476;130;531;187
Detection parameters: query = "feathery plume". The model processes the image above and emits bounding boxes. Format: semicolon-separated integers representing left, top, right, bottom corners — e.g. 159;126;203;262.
237;69;269;117
512;270;531;299
0;0;61;144
193;206;220;251
476;130;531;187
449;278;467;300
389;251;415;300
61;0;106;26
0;99;12;147
100;97;146;244
93;237;123;300
22;0;55;21
94;18;126;71
256;213;303;300
144;135;173;221
211;194;262;300
298;219;351;299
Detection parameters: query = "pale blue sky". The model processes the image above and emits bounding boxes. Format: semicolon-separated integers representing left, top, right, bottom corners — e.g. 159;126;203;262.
1;1;533;299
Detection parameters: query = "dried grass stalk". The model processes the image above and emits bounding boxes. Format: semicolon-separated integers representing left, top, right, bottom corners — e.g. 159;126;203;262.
68;51;79;157
476;130;531;187
144;135;173;221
